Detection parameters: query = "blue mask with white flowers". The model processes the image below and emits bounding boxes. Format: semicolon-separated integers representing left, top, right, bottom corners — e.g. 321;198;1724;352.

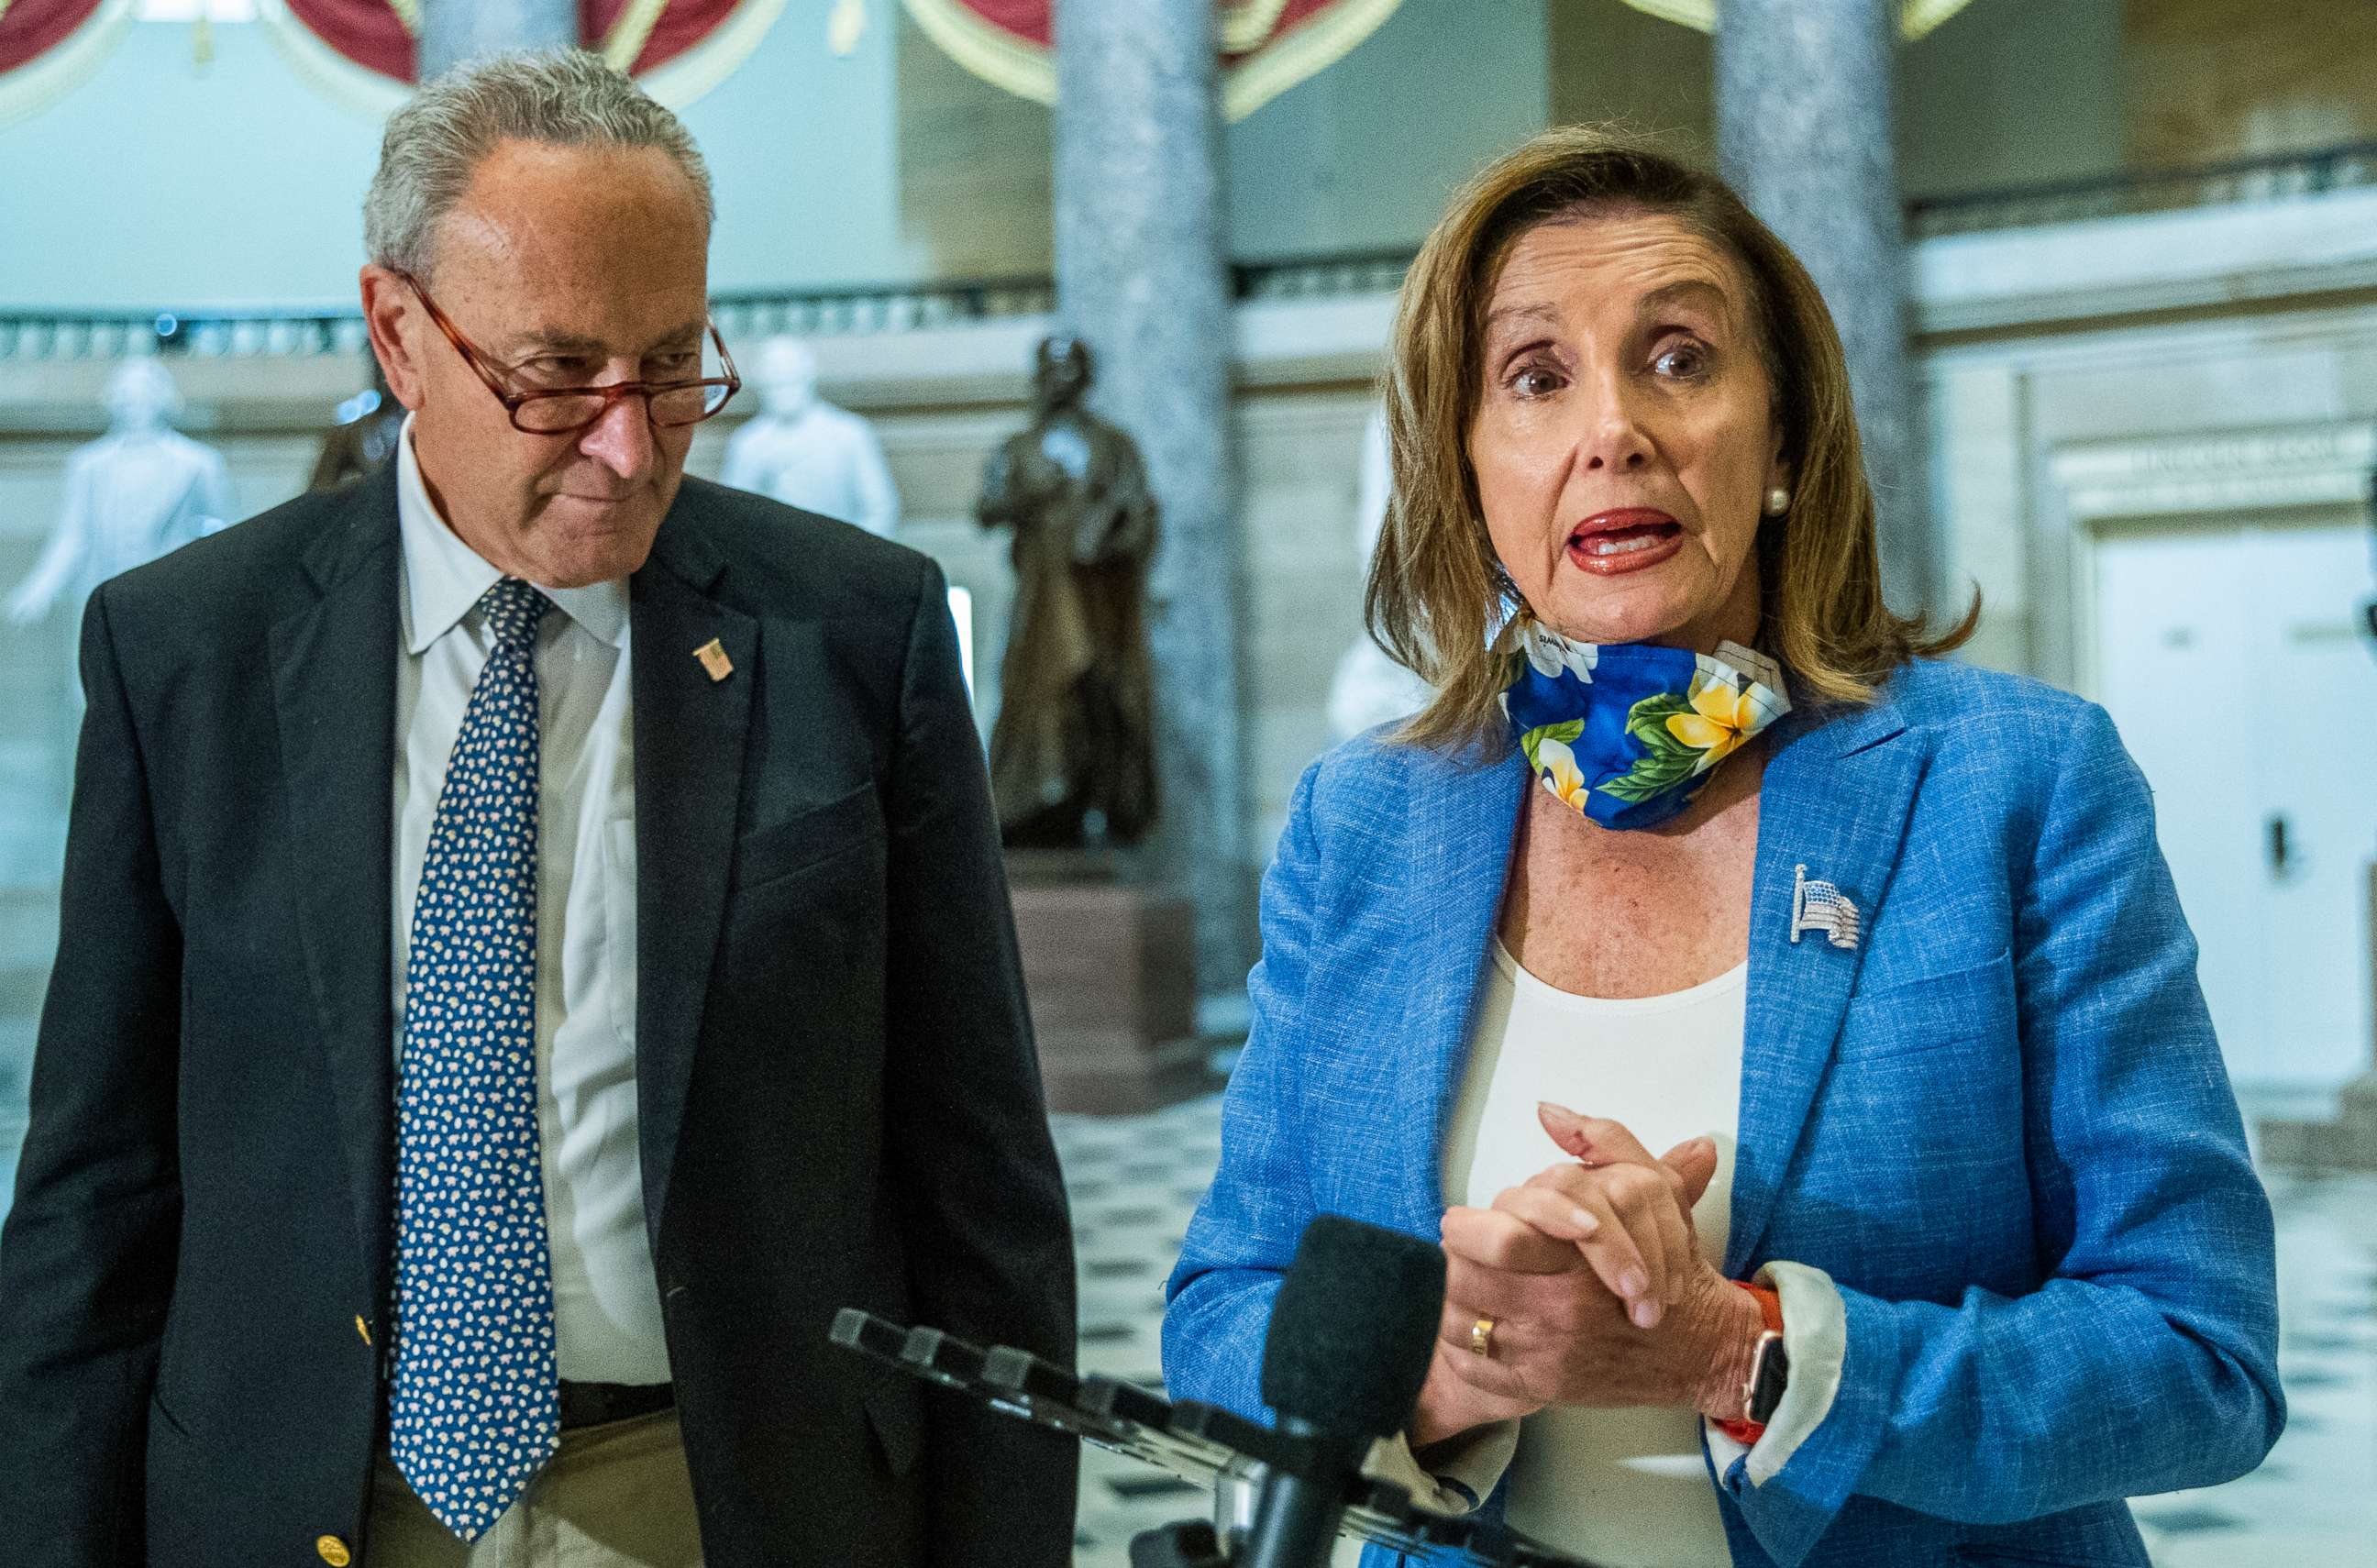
1499;617;1792;831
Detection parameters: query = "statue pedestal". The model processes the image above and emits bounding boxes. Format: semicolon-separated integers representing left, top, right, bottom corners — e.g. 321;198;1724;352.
1008;857;1217;1115
2256;860;2377;1169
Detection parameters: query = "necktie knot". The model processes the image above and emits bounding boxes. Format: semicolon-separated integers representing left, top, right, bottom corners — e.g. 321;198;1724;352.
481;578;549;651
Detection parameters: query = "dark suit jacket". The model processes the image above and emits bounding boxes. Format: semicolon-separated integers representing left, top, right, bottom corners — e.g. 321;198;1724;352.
0;465;1078;1568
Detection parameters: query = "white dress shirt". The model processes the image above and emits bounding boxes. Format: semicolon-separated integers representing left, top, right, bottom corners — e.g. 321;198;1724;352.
391;417;670;1386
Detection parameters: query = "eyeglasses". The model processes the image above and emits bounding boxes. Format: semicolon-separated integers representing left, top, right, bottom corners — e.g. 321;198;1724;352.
398;272;740;435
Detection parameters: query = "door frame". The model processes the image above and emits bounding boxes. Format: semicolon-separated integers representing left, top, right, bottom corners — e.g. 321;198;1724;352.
2046;418;2375;701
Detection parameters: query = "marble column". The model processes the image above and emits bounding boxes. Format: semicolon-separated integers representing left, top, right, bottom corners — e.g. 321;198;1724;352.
1714;0;1934;615
418;0;576;81
1053;0;1249;1000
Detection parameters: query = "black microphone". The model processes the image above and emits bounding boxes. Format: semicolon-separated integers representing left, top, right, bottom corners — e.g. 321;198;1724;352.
1242;1214;1446;1568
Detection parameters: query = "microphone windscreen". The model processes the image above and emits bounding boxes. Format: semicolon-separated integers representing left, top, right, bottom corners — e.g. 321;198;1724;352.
1259;1214;1445;1439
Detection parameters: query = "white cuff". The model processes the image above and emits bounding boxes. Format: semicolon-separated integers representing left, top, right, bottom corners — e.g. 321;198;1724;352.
1363;1421;1520;1516
1703;1261;1847;1487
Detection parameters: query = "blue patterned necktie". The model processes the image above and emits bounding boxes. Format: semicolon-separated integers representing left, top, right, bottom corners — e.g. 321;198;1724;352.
391;577;559;1540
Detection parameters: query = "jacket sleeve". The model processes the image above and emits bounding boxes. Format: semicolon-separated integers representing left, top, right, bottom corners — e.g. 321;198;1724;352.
0;583;183;1568
1161;756;1329;1421
1722;701;2285;1566
879;558;1079;1568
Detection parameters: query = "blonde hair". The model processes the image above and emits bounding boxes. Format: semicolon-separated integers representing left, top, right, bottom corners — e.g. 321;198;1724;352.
1367;127;1974;751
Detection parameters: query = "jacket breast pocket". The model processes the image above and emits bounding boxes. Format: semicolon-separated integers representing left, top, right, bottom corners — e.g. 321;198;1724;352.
722;785;891;1027
1839;946;2015;1061
1797;946;2031;1286
731;782;884;898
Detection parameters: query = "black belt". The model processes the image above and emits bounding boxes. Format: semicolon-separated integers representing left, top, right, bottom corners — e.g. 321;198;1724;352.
558;1380;675;1430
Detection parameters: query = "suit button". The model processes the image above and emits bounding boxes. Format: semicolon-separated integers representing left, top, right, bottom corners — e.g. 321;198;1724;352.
316;1535;352;1566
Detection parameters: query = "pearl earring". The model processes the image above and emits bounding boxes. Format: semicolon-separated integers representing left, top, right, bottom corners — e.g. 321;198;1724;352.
1764;487;1791;516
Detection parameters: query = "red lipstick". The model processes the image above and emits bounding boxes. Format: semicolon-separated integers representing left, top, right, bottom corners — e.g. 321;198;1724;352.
1566;508;1683;576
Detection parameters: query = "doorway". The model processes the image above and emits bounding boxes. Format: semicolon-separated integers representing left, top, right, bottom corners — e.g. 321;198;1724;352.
2091;511;2377;1093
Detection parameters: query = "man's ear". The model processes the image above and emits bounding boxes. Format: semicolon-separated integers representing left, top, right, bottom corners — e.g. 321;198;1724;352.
359;266;427;413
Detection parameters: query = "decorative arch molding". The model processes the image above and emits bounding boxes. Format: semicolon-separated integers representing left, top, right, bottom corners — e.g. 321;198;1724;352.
253;0;789;120
2042;414;2377;696
0;0;138;129
900;0;1405;123
1614;0;1977;43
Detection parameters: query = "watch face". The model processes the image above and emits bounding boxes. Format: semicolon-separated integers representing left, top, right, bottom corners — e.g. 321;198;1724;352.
1749;1331;1790;1424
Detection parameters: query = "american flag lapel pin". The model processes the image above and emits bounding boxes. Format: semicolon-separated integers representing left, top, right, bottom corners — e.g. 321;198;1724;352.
693;637;733;682
1791;864;1861;950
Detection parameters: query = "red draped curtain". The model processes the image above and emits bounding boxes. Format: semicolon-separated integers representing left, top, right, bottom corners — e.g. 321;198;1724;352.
0;0;109;76
275;0;761;83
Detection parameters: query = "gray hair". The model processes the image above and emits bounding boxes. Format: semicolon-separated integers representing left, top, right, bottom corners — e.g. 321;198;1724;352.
363;50;713;281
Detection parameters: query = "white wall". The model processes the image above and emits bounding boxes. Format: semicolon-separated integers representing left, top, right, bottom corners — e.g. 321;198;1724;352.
0;23;387;311
1897;0;2127;199
1222;0;1552;261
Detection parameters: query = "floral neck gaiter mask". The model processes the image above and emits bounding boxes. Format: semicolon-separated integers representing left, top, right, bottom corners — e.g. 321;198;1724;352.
1500;617;1792;831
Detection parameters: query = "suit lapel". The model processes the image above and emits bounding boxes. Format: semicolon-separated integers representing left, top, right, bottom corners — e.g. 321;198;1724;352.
1399;746;1529;1235
1725;699;1929;1276
629;513;757;1240
270;467;402;1289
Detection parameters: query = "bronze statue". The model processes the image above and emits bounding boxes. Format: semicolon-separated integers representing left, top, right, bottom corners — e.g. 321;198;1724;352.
306;362;405;491
976;336;1159;850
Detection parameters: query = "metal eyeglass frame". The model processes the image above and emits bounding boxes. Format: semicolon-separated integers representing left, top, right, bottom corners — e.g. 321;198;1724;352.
397;271;741;435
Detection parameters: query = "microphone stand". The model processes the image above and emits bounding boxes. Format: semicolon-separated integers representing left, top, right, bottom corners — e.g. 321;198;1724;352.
1128;1520;1233;1568
829;1308;1598;1568
1133;1439;1361;1568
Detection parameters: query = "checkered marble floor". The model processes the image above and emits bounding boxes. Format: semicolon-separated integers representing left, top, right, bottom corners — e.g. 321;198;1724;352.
1049;1097;1236;1565
1047;1096;2377;1567
0;1077;2364;1564
2130;1166;2377;1565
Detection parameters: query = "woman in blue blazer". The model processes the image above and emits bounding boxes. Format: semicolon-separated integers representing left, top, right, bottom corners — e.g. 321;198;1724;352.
1162;131;2281;1568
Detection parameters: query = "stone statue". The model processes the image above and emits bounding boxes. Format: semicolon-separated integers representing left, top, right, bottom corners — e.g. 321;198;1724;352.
719;336;901;538
7;359;233;643
976;336;1159;850
306;362;406;491
1326;404;1435;741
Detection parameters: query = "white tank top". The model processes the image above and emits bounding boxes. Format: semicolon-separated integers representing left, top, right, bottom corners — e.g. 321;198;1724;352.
1439;939;1746;1568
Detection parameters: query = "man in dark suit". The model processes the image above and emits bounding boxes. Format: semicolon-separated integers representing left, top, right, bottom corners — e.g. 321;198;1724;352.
0;50;1076;1568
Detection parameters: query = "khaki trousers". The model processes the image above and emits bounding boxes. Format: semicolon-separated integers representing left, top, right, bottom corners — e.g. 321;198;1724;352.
364;1410;702;1568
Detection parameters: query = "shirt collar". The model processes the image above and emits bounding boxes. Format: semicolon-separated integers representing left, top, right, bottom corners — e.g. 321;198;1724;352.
395;413;630;655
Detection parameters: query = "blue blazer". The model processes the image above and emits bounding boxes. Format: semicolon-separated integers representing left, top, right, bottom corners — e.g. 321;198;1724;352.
1163;659;2283;1568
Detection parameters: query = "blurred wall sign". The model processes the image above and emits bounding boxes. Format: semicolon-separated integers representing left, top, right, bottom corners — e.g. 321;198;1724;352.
252;0;789;111
901;0;1406;121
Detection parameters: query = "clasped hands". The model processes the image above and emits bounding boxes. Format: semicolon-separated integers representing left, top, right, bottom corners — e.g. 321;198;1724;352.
1409;1102;1763;1450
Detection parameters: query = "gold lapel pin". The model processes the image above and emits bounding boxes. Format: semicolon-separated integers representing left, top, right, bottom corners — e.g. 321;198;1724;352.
693;638;734;683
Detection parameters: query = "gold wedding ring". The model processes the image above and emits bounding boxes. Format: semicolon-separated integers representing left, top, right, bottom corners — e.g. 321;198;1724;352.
1469;1315;1497;1358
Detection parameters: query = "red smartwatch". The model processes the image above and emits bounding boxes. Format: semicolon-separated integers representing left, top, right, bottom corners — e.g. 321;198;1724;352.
1714;1283;1788;1447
